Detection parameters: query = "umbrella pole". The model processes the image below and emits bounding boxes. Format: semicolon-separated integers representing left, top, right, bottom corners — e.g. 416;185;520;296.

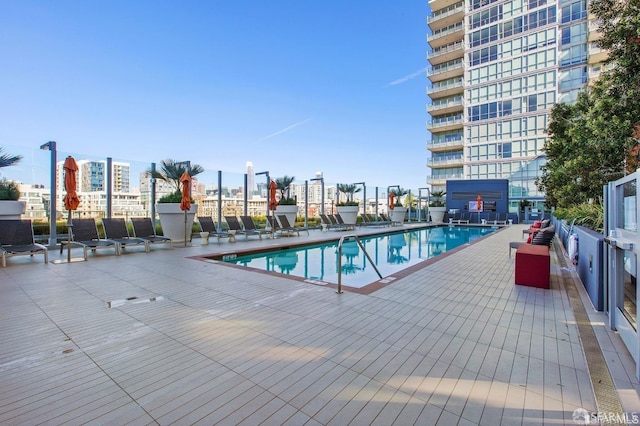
67;210;73;263
184;209;187;247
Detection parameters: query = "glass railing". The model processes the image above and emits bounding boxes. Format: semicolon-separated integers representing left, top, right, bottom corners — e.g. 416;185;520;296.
427;22;464;42
427;2;464;24
0;143;434;235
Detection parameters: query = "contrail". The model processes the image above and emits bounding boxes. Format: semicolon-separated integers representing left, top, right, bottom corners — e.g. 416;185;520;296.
388;67;428;86
257;119;310;142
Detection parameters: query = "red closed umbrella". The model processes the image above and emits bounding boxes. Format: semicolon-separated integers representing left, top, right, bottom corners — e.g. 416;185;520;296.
389;193;395;210
179;172;191;211
268;180;277;211
179;172;192;246
63;156;80;211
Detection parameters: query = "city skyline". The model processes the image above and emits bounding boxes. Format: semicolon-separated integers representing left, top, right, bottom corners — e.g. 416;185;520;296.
1;1;430;191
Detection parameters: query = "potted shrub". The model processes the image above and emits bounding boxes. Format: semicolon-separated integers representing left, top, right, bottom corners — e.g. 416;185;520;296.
0;147;25;220
151;159;204;243
274;175;298;228
336;183;361;225
429;190;447;223
390;187;409;224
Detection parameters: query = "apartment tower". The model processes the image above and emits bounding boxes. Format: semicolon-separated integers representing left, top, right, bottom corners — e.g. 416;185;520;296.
426;0;590;211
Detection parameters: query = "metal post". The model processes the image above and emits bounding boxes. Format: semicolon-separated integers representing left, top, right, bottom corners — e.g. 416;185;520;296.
243;173;248;217
150;162;157;227
418;187;430;222
217;170;222;231
40;141;57;247
256;171;270;219
304;180;308;228
106;157;113;219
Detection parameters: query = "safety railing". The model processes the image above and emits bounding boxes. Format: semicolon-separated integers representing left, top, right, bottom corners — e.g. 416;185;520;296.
336;234;382;294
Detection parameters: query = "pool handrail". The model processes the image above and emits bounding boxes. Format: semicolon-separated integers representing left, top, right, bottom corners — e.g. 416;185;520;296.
336;234;382;294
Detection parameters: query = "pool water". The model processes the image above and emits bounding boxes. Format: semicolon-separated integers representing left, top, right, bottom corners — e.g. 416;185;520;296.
221;226;497;288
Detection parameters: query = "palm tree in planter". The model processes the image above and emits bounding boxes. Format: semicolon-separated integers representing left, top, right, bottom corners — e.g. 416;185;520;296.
336;183;362;225
389;187;409;224
0;147;25;220
429;190;447;223
150;159;204;243
274;175;298;228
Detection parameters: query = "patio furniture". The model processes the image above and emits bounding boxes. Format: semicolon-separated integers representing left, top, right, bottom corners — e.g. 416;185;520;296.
240;216;272;239
277;214;309;236
197;217;234;243
515;244;550;289
130;217;173;250
0;220;48;267
224;216;263;240
60;218;120;258
101;218;149;253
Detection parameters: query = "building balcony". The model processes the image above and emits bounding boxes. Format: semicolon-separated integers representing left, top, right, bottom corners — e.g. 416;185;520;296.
427;1;464;32
427;59;464;83
426;137;464;152
427;116;464;132
427;77;464;99
426;96;463;115
427;155;464;168
588;45;608;64
427;41;464;66
427;22;464;49
429;0;463;15
426;173;463;186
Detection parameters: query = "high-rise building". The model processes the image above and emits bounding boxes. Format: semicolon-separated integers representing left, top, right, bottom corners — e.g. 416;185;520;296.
426;0;590;211
245;161;255;196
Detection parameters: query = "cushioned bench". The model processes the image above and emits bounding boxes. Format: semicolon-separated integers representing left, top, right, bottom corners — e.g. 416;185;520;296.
515;244;550;289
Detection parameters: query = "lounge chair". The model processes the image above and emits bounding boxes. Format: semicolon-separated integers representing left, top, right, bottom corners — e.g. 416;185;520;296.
197;217;234;243
0;220;48;267
380;212;401;226
101;218;149;253
453;212;471;224
509;225;556;257
277;214;309;236
240;216;273;239
370;213;391;226
496;213;508;225
224;216;263;240
360;214;388;227
130;218;173;250
60;218;120;258
320;214;348;231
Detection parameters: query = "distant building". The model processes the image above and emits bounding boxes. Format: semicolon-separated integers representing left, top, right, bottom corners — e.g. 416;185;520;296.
245;161;255;196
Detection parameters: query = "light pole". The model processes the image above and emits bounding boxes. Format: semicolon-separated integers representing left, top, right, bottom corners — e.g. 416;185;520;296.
353;182;365;216
255;171;270;218
418;187;430;222
39;141;57;247
310;176;324;216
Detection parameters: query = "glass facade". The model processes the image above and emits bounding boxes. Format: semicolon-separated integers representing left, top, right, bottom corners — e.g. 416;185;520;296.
426;0;590;206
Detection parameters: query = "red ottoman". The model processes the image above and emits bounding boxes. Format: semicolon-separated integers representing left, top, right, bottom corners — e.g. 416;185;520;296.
515;244;550;289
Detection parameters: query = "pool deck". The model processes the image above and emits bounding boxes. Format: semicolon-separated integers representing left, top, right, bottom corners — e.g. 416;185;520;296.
1;223;638;425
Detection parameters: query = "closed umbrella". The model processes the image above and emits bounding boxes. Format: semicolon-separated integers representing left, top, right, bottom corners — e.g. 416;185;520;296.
62;156;81;262
63;156;80;210
179;172;192;246
389;193;395;210
268;180;277;233
268;180;277;211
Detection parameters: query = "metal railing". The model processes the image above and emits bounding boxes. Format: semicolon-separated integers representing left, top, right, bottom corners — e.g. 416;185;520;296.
336;235;382;294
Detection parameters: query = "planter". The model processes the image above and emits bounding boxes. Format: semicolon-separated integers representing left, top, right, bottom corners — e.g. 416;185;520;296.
390;207;408;224
156;203;198;244
429;206;446;223
0;200;26;220
336;205;359;225
275;205;298;229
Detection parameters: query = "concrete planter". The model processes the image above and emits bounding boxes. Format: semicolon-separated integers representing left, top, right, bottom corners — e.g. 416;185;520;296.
336;205;359;225
429;206;446;223
156;203;198;244
390;207;408;224
0;200;26;220
275;205;298;228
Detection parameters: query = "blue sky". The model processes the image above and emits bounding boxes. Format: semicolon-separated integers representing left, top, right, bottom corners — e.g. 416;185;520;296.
1;1;430;191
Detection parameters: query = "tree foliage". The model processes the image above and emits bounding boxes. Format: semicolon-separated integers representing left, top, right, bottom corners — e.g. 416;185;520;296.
538;0;640;208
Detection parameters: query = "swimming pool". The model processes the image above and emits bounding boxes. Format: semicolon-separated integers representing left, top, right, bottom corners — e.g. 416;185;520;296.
215;226;497;291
